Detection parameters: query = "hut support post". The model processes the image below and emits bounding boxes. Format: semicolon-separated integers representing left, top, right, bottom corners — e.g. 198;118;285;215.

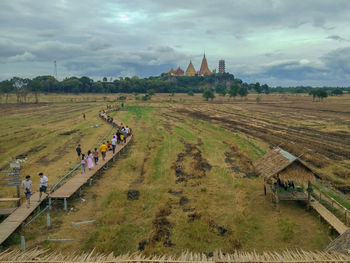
20;235;26;252
275;185;279;211
307;180;311;210
264;184;266;196
63;198;67;211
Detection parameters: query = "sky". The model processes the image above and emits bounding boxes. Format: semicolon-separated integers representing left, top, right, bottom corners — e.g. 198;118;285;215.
1;0;350;86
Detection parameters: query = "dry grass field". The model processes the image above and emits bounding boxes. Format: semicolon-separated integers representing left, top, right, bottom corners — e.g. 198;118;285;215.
1;92;350;255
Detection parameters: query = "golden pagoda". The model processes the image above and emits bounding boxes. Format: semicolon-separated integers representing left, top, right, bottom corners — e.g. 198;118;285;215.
168;68;176;76
198;54;212;76
186;60;196;76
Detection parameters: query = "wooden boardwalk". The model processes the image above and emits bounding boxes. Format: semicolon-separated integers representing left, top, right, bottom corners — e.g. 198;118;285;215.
50;136;132;199
0;192;47;245
0;111;132;245
311;199;348;234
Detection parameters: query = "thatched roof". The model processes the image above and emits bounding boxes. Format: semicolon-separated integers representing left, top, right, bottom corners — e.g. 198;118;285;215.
0;249;349;262
253;147;315;184
326;228;350;254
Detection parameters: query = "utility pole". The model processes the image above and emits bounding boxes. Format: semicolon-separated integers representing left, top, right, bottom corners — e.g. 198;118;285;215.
53;60;57;79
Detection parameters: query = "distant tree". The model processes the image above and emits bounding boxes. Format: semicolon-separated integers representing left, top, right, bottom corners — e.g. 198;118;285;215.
309;89;328;102
11;77;29;103
203;88;215;101
169;87;176;96
253;82;262;94
261;84;270;94
216;84;227;96
318;89;328;101
238;86;248;98
187;90;194;96
228;84;239;100
28;79;42;103
103;77;107;82
147;89;155;96
331;88;343;96
0;80;12;103
142;94;151;101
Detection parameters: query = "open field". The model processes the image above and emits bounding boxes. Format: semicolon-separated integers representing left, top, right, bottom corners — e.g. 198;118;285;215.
1;93;350;254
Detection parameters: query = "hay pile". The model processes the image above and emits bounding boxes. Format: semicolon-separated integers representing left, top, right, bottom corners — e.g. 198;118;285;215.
0;249;349;263
326;228;350;254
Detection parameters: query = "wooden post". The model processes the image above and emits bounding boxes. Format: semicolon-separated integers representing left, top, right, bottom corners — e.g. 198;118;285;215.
63;198;67;211
307;180;311;211
46;212;51;228
319;191;321;201
345;211;347;225
48;197;52;210
16;184;21;207
275;184;279;211
89;178;93;186
264;184;266;196
20;235;26;252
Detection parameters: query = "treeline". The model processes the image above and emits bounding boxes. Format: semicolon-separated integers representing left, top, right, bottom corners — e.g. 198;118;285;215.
0;74;348;104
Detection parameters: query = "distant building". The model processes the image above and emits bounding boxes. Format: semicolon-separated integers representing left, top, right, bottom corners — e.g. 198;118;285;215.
186;61;196;76
219;59;225;73
167;53;215;76
174;67;184;76
198;54;212;76
168;68;176;76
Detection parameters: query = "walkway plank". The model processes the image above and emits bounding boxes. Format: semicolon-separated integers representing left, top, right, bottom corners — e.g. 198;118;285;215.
0;192;47;245
311;199;348;234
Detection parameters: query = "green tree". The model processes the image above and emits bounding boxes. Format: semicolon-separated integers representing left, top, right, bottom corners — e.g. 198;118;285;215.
28;79;42;103
228;84;240;99
203;88;215;101
331;88;343;96
11;77;29;103
187;90;194;96
253;82;262;94
216;84;227;96
147;89;155;96
0;80;12;103
238;86;248;98
103;77;107;82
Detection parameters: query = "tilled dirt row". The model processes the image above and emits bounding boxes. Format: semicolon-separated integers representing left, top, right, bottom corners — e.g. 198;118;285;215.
173;106;350;190
139;139;214;251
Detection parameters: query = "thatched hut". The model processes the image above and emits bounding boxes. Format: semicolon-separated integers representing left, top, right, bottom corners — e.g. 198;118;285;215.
326;228;350;254
253;147;318;210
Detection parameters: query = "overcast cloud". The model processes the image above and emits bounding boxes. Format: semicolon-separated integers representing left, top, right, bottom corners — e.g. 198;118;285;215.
1;0;350;86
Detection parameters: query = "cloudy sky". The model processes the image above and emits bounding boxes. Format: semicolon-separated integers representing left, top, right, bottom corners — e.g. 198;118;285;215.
1;0;350;86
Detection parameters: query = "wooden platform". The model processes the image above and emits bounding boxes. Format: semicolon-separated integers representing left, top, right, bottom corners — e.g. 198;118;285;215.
0;207;17;215
0;192;47;245
311;199;348;234
50;136;132;199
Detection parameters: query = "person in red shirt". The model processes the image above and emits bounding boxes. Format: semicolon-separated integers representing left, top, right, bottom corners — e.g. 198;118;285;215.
107;141;112;151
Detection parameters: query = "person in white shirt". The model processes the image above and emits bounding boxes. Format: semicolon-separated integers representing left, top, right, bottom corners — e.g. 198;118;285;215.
111;135;117;153
21;175;32;208
38;172;48;201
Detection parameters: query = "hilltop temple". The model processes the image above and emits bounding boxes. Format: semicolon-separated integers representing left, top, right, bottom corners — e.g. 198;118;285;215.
168;54;212;77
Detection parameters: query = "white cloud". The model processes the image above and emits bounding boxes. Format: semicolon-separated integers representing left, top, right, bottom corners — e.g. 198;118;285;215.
7;51;35;62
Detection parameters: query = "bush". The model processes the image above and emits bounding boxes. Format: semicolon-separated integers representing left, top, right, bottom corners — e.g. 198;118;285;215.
118;96;126;101
141;94;151;101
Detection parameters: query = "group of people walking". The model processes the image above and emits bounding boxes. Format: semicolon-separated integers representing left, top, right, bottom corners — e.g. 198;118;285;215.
21;172;48;208
76;126;131;174
20;108;130;209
